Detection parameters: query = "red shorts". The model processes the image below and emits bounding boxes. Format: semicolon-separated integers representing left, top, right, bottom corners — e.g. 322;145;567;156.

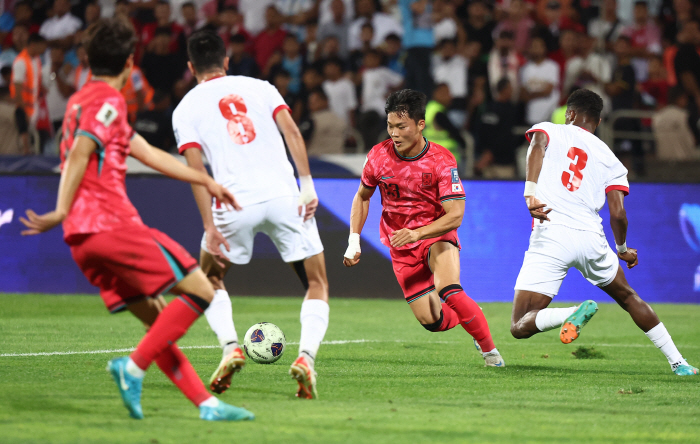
67;227;198;313
389;230;461;303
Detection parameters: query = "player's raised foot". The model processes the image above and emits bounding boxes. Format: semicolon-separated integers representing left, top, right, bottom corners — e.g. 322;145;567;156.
106;356;144;419
674;364;699;376
200;400;255;421
560;300;598;344
209;347;246;394
290;355;318;399
483;350;505;367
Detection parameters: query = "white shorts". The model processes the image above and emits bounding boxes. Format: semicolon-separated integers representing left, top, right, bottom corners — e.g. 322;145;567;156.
202;195;324;265
514;224;619;297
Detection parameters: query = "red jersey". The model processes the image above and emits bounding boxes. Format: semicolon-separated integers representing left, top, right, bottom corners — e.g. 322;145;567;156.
361;138;465;251
60;80;144;239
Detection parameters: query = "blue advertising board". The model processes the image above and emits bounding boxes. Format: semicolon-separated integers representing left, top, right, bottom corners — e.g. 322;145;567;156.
1;176;699;303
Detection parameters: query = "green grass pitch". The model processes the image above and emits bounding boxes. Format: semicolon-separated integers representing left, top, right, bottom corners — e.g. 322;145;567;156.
0;293;698;444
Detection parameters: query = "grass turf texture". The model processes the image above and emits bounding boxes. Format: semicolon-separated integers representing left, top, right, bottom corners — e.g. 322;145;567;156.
0;294;698;444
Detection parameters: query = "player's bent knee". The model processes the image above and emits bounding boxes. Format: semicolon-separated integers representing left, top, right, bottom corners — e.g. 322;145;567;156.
510;323;530;339
172;269;216;302
421;310;444;332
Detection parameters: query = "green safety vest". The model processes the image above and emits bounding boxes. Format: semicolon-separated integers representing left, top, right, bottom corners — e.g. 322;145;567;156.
423;100;460;161
551;105;567;124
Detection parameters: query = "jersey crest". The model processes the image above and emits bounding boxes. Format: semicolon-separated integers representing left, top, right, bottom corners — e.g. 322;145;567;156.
95;102;118;127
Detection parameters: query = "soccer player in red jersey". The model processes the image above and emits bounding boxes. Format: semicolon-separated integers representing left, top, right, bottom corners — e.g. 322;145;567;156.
343;90;505;367
19;18;256;420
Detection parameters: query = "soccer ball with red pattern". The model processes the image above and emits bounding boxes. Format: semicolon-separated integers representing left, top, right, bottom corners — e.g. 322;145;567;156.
243;322;286;364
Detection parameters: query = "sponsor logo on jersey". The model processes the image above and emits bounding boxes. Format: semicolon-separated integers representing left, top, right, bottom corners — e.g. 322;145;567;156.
451;168;459;183
96;102;118;127
422;173;432;187
452;183;463;193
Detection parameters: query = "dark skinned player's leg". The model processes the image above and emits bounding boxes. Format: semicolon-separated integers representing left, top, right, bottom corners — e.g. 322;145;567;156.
430;241;498;355
601;266;695;373
510;290;554;339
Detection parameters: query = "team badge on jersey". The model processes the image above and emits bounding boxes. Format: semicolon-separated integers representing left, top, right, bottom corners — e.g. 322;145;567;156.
422;173;432;187
96;102;118;127
451;168;459;183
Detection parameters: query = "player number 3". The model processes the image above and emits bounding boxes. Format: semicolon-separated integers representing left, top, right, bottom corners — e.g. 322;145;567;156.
219;94;256;145
561;147;588;192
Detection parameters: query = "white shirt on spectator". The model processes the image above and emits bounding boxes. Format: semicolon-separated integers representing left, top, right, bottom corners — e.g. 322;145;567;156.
361;67;403;114
520;58;560;124
275;0;314;39
348;13;403;51
433;18;458;42
239;0;276;36
318;0;354;27
41;64;69;122
170;0;209;23
322;77;357;125
39;13;82;41
432;54;468;99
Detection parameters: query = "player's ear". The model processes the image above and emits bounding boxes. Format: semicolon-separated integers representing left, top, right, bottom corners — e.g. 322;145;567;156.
222;56;230;72
187;61;195;77
417;119;425;132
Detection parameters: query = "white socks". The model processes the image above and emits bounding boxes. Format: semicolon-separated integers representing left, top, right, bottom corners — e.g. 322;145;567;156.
204;290;238;350
535;306;578;332
298;299;329;367
126;358;146;379
198;396;219;408
645;322;687;370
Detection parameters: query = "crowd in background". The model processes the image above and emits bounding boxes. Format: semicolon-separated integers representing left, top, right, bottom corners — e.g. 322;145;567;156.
1;0;700;178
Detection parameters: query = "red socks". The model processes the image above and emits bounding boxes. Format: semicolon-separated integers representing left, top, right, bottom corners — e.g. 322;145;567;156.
439;285;496;353
130;294;209;370
155;344;211;406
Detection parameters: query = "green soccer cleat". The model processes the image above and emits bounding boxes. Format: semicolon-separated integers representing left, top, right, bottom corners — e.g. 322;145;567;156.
560;300;598;344
106;356;144;419
200;400;255;421
674;364;699;376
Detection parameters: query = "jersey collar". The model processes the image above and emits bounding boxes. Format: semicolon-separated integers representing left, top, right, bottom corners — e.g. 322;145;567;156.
393;137;429;162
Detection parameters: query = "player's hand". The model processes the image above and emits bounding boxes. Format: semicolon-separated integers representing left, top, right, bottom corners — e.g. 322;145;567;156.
390;228;421;248
299;198;318;222
526;196;552;224
19;209;64;235
205;226;230;268
206;180;242;211
343;233;361;267
298;176;318;222
618;248;638;269
343;251;361;267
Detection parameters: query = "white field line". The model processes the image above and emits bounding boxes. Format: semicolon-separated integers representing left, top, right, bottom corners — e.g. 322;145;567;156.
1;339;698;358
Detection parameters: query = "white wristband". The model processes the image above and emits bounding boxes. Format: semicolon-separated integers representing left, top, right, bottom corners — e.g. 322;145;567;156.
298;175;317;206
344;233;361;259
524;181;537;197
616;242;627;254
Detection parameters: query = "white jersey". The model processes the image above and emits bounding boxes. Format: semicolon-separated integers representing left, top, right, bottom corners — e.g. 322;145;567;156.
526;122;629;234
173;76;298;207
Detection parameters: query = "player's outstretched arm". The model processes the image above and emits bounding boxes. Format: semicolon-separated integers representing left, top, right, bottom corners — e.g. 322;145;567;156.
129;133;241;211
607;189;638;269
524;131;552;224
274;108;318;221
20;135;96;235
343;184;374;267
390;199;465;248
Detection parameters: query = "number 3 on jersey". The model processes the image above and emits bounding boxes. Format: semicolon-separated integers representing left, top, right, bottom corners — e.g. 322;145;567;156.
561;147;588;192
219;94;256;144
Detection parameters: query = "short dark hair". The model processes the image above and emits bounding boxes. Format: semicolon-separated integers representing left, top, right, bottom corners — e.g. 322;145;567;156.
385;33;401;42
309;86;328;101
84;18;135;76
182;1;195;8
566;88;603;121
230;33;247;44
187;30;226;74
323;57;344;70
496;77;511;93
668;85;686;104
27;34;47;45
385;89;427;122
154;26;171;37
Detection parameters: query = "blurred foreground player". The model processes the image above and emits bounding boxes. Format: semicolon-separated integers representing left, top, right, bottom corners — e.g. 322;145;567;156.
511;89;698;376
343;90;505;367
19;18;256;420
174;31;330;399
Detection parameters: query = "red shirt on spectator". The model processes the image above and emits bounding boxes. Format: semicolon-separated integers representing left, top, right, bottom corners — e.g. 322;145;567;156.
253;28;287;71
140;22;184;54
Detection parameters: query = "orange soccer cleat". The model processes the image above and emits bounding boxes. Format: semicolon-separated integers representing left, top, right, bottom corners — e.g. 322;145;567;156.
208;347;246;394
289;355;318;399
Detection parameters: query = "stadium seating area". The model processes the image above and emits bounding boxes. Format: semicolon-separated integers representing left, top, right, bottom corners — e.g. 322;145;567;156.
1;0;700;178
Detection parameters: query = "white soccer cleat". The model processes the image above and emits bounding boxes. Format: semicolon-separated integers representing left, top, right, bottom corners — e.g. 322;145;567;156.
483;350;506;367
289;355;318;399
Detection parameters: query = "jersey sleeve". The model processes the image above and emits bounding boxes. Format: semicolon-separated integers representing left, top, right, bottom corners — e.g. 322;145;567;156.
602;153;630;196
264;81;291;120
360;153;378;189
172;104;203;154
524;122;553;147
437;152;466;203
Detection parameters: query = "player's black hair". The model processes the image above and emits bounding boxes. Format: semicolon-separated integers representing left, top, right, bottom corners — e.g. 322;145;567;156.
187;30;226;74
27;34;47;45
84;18;135;76
566;88;603;121
385;89;427;123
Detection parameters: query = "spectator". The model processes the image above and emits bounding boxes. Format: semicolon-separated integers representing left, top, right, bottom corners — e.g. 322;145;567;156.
41;46;73;135
226;33;259;77
134;90;174;151
252;5;287;73
318;0;353;28
72;43;91;90
550;29;581;90
306;87;347;155
622;1;662;82
433;0;464;45
673;20;700;140
274;0;315;42
639;55;669;108
239;0;276;36
520;36;560;125
463;0;495;55
348;22;373;73
141;1;186;56
383;33;405;76
141;27;186;94
181;2;205;38
322;57;356;127
398;0;432;95
277;34;304;94
652;86;699;160
358;49;403;147
493;0;535;55
588;0;624;51
534;1;565;53
0;24;29;81
39;0;82;50
316;0;349;59
295;64;323;123
272;68;299;110
11;33;47;132
348;0;403;52
0;68;23;155
432;38;468;127
424;83;465;163
122;65;155;123
474;78;520;178
487;30;524;101
217;6;251;48
317;35;343;64
564;34;613;115
660;0;694;47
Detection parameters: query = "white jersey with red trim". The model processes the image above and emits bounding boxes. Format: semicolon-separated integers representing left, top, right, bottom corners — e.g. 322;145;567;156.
172;75;297;207
525;121;629;234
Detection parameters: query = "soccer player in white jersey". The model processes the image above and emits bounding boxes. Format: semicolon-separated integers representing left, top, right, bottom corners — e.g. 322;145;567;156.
173;31;330;398
510;89;698;376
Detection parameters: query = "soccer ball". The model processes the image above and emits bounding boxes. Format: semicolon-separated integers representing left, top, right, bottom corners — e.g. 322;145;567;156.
243;322;286;364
